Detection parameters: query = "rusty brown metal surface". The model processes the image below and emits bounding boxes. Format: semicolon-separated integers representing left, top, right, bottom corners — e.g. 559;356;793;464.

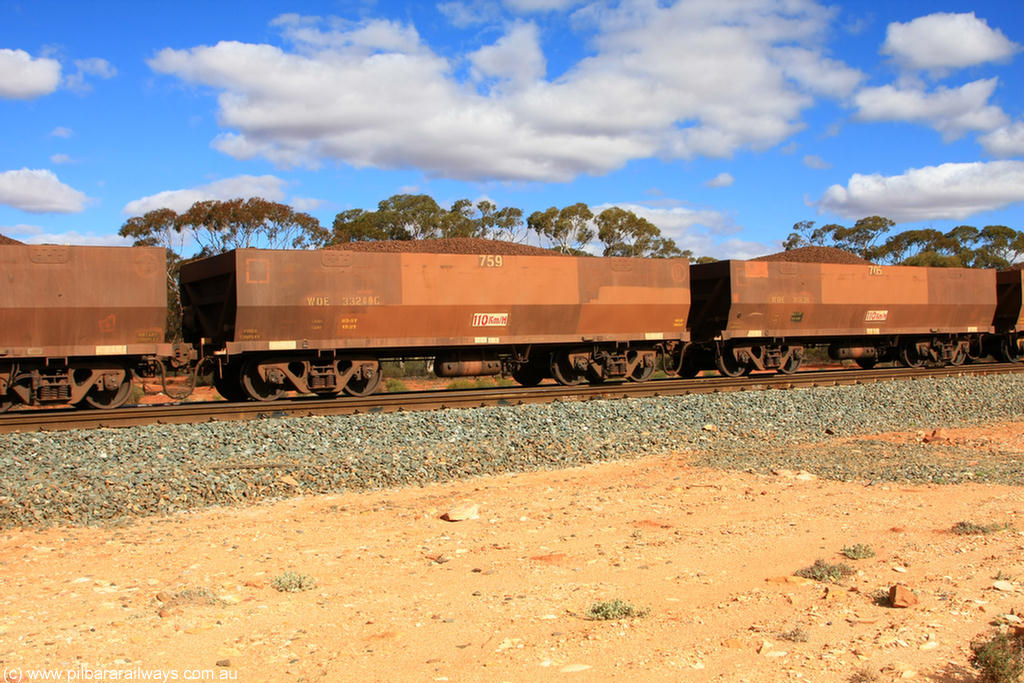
0;245;170;358
180;249;691;352
690;260;997;340
995;269;1024;332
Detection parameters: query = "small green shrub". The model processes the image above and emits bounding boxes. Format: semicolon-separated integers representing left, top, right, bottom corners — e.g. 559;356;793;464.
952;521;1010;536
841;544;876;560
795;559;854;583
127;384;146;405
157;586;222;607
271;572;317;593
779;626;809;642
971;630;1024;683
849;667;880;683
585;599;648;620
384;378;409;393
445;378;477;390
381;359;431;378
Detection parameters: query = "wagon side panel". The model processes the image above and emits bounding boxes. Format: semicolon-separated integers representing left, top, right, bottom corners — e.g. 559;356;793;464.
1;245;168;357
211;249;690;351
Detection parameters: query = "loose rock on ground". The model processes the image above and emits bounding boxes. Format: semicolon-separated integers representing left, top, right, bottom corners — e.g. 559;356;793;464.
1;373;1023;528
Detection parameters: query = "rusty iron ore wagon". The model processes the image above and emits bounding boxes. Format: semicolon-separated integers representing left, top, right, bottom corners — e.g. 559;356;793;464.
0;244;177;410
686;260;999;376
179;249;692;401
4;239;1022;411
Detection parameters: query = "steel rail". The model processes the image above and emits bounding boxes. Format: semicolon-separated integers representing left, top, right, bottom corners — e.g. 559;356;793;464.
2;362;1023;434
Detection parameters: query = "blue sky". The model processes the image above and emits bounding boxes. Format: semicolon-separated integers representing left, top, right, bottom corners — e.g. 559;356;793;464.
2;0;1023;258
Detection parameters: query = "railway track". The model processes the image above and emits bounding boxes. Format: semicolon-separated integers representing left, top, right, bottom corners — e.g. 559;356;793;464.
2;362;1023;434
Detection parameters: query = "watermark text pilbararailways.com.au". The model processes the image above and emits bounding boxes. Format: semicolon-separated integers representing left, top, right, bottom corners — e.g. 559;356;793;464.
4;667;237;682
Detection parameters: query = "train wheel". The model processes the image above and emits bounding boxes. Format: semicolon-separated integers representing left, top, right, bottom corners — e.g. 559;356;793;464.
343;364;381;397
898;343;925;368
241;360;285;401
627;359;655;382
715;349;747;378
511;364;545;387
855;358;877;370
997;337;1022;363
776;355;801;375
83;369;133;409
676;349;701;378
678;359;700;378
550;353;584;386
213;363;248;402
949;345;968;366
0;396;12;413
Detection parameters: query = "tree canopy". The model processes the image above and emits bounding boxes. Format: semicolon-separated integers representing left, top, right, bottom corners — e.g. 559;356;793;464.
784;217;1024;268
526;203;596;255
122;197;327;257
594;207;687;258
332;195;703;260
782;216;894;260
330;194;525;244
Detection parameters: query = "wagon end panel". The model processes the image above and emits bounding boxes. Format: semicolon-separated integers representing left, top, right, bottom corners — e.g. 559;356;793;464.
179;251;241;347
995;269;1024;333
687;260;734;340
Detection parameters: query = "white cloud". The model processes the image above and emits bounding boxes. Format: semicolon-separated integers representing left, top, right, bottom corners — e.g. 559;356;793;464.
469;21;546;87
0;48;61;99
504;0;579;12
290;196;329;212
1;224;44;236
704;172;734;188
20;231;131;247
438;2;502;27
815;161;1024;222
712;237;779;261
75;57;117;78
0;169;88;213
122;175;288;216
803;154;830;169
774;46;864;98
853;79;1008;141
881;12;1020;71
50;126;74;138
593;202;735;236
148;3;856;182
979;122;1024;158
50;153;75;165
65;57;117;94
